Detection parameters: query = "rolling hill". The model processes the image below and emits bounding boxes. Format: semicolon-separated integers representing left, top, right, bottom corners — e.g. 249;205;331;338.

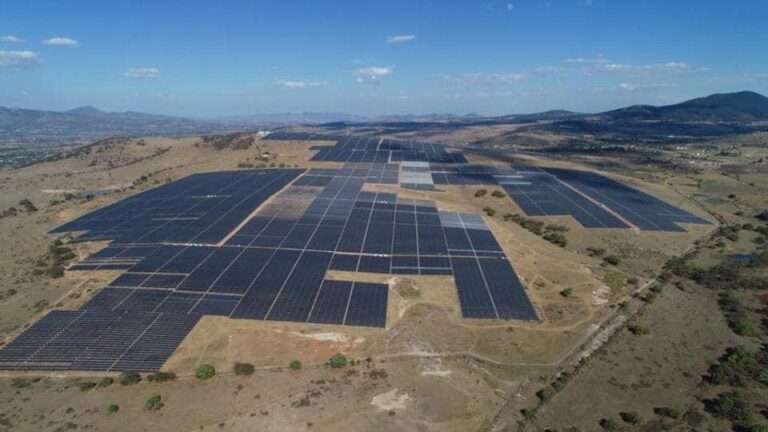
602;91;768;122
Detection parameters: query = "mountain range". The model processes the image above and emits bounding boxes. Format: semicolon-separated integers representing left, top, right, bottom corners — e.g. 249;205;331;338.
1;91;767;147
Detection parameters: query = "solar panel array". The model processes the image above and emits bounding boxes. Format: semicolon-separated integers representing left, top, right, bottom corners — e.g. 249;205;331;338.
1;131;709;372
51;169;303;245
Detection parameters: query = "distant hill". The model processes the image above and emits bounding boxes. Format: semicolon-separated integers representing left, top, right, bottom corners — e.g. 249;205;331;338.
602;91;768;122
0;106;233;147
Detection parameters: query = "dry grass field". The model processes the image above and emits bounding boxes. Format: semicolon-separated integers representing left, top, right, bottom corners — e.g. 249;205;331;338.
0;130;765;432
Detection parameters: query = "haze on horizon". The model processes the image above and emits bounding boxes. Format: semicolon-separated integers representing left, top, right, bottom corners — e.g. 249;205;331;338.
1;0;767;118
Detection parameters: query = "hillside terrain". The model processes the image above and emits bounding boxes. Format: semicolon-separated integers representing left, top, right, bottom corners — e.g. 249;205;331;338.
0;93;766;431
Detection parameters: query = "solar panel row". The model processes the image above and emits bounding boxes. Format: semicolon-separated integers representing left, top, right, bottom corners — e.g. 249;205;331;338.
543;167;710;231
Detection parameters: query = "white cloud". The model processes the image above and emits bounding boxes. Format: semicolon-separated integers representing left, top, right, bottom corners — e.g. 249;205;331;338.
598;61;690;74
354;66;394;84
0;35;24;43
565;57;610;64
618;82;678;91
42;37;78;47
0;50;41;69
275;79;324;89
386;34;416;44
125;67;160;79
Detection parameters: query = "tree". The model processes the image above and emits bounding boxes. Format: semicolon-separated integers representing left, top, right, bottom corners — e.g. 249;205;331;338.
289;360;302;371
107;404;119;414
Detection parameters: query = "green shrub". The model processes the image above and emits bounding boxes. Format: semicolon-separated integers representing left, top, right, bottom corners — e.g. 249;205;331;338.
144;394;164;411
603;255;621;266
560;288;573;298
98;377;113;388
107;404;119;414
520;407;536;420
147;372;176;383
491;190;505;198
195;364;216;380
654;406;680;419
234;362;255;376
328;353;348;368
750;424;768;432
707;346;762;387
482;207;496;217
474;189;488;198
119;371;142;386
289;360;302;371
705;391;752;425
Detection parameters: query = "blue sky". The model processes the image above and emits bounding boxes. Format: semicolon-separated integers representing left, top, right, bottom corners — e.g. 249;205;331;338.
1;0;767;117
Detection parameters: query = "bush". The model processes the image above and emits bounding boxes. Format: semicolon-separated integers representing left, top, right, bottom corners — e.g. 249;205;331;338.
536;386;557;402
543;231;568;247
147;372;176;383
195;364;216;380
750;425;768;432
145;394;164;411
628;325;650;336
234;362;255;376
603;255;621;266
560;288;573;298
491;190;505;198
599;418;620;431
98;377;113;388
482;207;496;217
586;247;606;257
48;264;65;278
619;411;640;424
107;404;119;414
119;371;142;386
706;346;763;387
705;391;752;425
289;360;302;371
77;381;97;392
474;189;488;198
654;406;680;419
328;353;348;368
520;408;537;420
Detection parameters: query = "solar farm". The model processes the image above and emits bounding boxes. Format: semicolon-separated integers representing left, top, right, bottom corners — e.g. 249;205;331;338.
0;133;709;372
